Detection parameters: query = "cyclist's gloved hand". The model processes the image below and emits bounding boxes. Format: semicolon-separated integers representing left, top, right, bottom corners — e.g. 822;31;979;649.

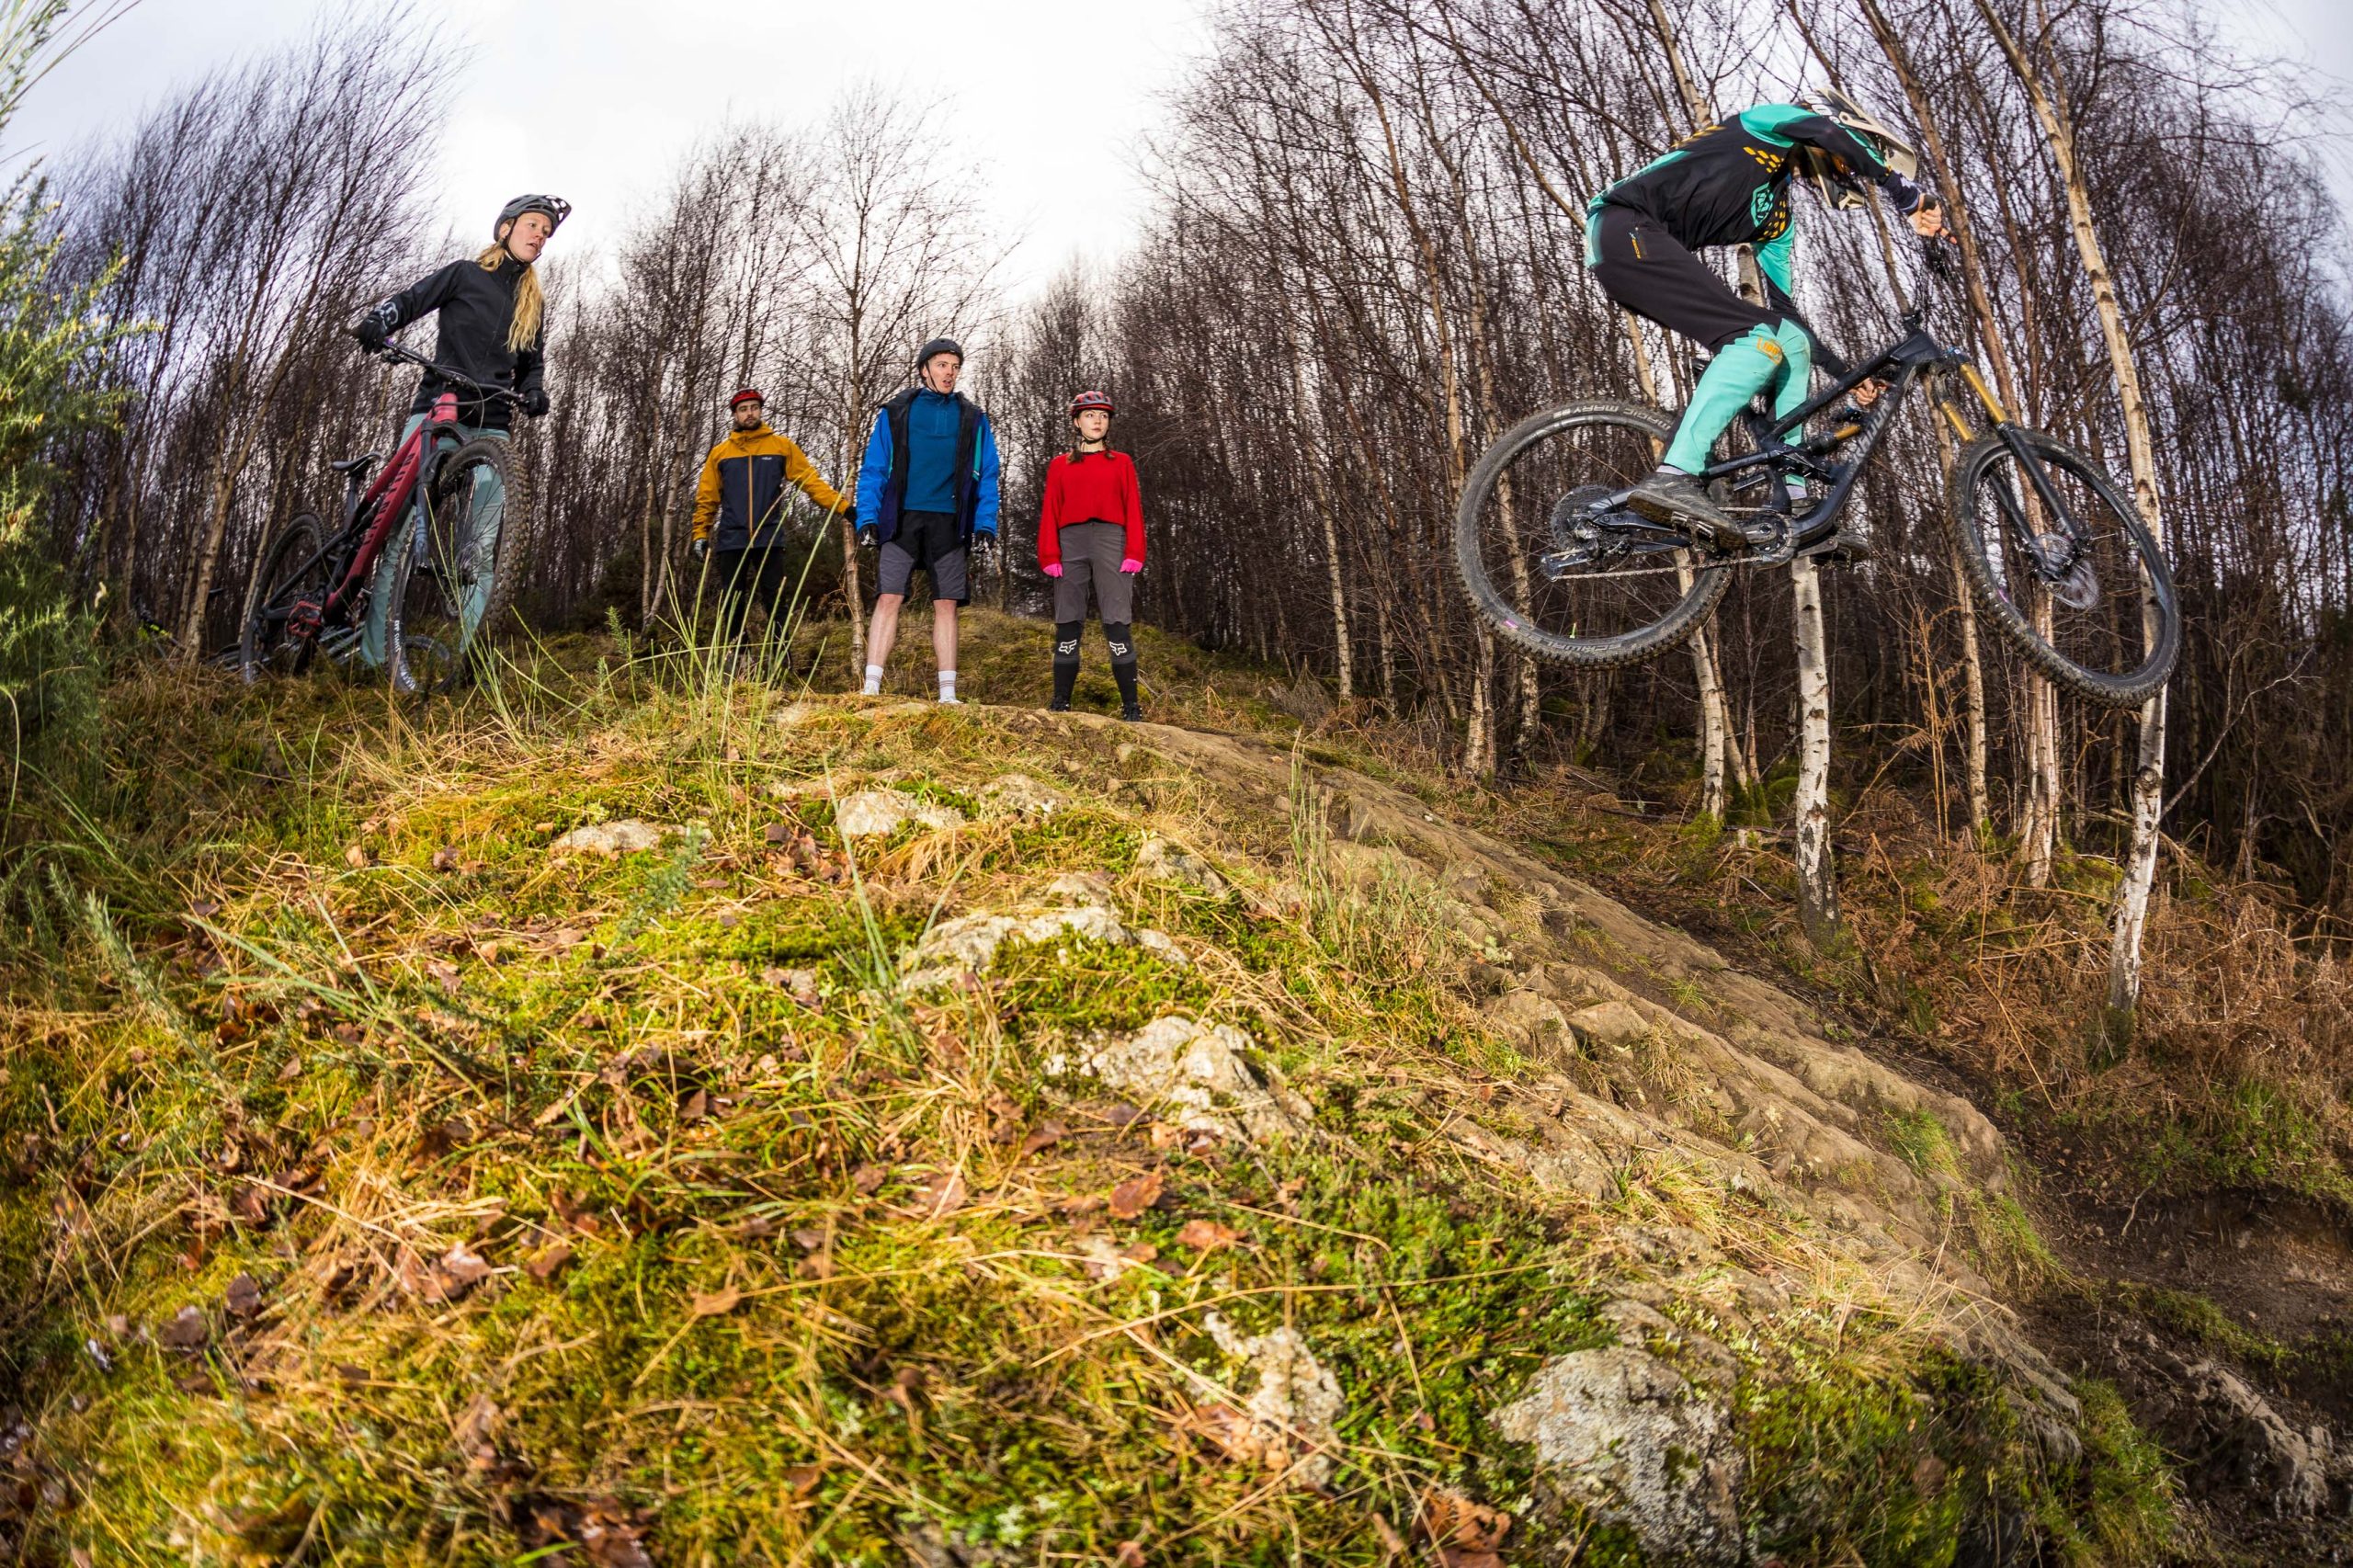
1120;557;1142;574
347;301;393;351
1041;562;1063;578
690;537;710;562
971;531;1000;572
521;389;551;419
855;523;879;550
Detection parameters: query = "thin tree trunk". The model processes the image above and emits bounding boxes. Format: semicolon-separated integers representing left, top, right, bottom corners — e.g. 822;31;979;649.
1977;0;2173;1025
1790;555;1839;946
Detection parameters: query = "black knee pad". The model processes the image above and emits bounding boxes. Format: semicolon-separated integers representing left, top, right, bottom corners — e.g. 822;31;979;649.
1105;622;1135;665
1053;621;1084;664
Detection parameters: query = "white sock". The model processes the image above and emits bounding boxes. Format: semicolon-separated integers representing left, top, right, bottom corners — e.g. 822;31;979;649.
862;665;882;696
938;670;958;703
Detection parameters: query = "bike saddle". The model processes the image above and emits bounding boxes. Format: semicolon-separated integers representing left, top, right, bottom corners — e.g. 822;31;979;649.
330;451;381;477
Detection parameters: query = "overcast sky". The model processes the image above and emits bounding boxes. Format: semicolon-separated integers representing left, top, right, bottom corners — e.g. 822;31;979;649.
8;0;2347;296
8;0;1217;297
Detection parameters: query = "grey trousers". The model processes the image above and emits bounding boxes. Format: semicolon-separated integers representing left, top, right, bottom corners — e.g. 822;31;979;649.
1051;520;1135;622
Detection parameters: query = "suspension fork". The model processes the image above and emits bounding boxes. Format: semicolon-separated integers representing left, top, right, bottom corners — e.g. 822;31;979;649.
1941;364;2086;556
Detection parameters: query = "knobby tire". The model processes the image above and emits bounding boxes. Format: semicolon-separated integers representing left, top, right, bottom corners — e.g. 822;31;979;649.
237;511;327;685
1453;401;1730;669
1947;426;2178;710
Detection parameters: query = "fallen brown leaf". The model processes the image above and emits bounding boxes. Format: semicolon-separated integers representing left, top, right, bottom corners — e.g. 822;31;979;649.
1175;1219;1243;1254
689;1285;742;1318
157;1305;209;1349
427;959;461;997
850;1164;888;1196
525;1244;574;1282
678;1086;710;1122
784;1463;826;1498
1018;1120;1068;1156
223;1273;263;1320
1107;1170;1165;1220
1419;1488;1511;1553
438;1243;494;1295
343;844;370;869
915;1170;967;1219
431;846;460;871
1114;1543;1146;1567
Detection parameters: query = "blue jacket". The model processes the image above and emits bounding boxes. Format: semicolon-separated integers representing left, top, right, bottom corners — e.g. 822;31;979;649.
855;388;1001;545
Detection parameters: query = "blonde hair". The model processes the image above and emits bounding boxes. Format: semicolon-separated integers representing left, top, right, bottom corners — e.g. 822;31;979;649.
476;237;544;353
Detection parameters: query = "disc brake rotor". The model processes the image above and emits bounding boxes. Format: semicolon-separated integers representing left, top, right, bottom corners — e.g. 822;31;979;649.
2029;531;2100;610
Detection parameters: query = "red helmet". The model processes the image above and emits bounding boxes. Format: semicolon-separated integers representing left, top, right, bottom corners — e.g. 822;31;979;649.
1069;390;1115;418
729;388;765;410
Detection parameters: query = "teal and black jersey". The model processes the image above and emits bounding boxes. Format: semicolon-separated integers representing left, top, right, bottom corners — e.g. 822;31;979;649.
1589;104;1920;300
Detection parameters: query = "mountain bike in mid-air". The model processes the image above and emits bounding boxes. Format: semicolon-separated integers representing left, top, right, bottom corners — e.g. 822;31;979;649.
237;344;520;695
1453;300;2178;710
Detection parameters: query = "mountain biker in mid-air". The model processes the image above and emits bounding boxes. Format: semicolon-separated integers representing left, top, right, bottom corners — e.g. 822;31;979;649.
1586;93;1946;552
346;194;566;656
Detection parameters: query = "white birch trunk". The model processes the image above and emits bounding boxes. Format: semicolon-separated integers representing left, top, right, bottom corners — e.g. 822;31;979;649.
1790;556;1839;946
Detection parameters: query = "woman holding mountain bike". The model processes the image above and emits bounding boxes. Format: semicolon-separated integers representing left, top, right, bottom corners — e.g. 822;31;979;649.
319;193;566;685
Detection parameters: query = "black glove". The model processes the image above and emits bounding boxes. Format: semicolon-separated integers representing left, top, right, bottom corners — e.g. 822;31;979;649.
690;537;710;562
347;301;392;352
856;524;879;550
521;389;550;419
971;532;1000;573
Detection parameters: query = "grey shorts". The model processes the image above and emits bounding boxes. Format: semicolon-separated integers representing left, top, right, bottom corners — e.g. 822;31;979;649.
876;509;967;603
1051;519;1135;622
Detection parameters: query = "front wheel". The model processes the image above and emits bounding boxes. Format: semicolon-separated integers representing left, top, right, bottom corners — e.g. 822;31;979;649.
386;436;512;697
1454;401;1730;668
1948;426;2178;710
237;511;329;684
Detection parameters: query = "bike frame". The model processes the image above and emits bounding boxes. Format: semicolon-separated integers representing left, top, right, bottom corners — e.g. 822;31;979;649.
1583;312;2079;571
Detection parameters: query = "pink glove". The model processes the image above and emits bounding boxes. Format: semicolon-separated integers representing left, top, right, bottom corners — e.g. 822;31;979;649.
1120;558;1142;574
1042;562;1063;577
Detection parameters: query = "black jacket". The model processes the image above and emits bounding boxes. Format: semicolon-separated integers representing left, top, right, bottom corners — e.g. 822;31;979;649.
358;256;546;430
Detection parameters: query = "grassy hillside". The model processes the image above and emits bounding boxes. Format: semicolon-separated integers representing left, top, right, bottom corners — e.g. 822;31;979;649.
0;613;2178;1564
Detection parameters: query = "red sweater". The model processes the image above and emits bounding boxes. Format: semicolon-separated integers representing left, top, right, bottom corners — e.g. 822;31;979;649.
1038;449;1144;570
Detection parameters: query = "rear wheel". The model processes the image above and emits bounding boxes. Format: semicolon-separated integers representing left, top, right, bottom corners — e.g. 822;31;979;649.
386;437;512;697
1948;426;2177;709
1454;401;1731;668
237;511;329;684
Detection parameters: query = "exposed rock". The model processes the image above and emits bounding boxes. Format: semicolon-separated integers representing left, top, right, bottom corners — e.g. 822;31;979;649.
1202;1311;1346;1485
1490;1347;1745;1566
1062;1016;1296;1142
1484;990;1574;1056
2113;1332;2336;1514
1135;835;1227;894
900;904;1188;992
835;789;965;839
549;820;667;857
1567;999;1654;1051
980;773;1063;819
1042;871;1114;908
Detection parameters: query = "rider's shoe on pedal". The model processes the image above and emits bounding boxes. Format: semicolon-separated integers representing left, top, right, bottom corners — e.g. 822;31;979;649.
1628;469;1744;551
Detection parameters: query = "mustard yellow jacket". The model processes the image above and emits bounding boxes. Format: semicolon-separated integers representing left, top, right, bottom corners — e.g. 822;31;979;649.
691;425;847;549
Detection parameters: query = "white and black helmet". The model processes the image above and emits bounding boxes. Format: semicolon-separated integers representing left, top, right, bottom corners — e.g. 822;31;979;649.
1799;88;1919;210
495;193;573;241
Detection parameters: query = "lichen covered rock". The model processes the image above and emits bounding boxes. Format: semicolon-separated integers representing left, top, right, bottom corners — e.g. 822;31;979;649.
835;790;965;838
1490;1346;1745;1565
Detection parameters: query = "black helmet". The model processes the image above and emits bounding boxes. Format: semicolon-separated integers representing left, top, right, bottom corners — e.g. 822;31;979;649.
915;336;963;370
495;194;572;240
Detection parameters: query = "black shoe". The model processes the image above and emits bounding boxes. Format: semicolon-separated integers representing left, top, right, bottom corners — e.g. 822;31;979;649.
1047;699;1072;712
1627;470;1744;551
1120;704;1143;722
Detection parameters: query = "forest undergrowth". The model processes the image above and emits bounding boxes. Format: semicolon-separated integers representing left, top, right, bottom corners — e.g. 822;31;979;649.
0;609;2195;1564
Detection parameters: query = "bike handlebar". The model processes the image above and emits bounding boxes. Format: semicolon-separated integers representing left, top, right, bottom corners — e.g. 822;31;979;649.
370;340;526;406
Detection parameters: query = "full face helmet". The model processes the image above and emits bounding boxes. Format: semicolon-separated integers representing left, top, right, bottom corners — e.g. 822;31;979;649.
1796;89;1918;210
